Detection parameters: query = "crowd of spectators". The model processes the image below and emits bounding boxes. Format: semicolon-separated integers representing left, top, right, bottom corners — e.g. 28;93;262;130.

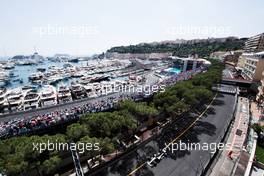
0;68;204;139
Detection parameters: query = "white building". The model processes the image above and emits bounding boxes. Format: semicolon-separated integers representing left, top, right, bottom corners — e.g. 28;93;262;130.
170;56;210;72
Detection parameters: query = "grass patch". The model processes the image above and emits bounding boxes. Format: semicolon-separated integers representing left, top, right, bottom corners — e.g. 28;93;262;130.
256;145;264;164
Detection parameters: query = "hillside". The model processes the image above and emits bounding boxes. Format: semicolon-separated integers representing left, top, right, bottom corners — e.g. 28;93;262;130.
107;37;248;57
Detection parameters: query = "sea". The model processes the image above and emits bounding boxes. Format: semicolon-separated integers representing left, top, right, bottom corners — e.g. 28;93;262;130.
4;60;88;89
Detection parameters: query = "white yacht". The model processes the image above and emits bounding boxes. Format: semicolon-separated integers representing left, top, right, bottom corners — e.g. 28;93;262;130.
28;72;43;84
46;74;63;84
23;89;40;110
70;83;87;99
83;84;98;98
0;70;10;87
91;83;102;96
3;62;15;69
0;88;8;112
79;75;92;85
57;85;73;103
5;88;25;111
40;85;57;107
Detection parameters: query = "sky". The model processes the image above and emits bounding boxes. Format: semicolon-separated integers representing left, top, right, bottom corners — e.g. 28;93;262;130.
0;0;263;57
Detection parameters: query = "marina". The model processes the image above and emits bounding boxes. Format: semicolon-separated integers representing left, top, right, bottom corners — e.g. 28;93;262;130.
0;55;209;114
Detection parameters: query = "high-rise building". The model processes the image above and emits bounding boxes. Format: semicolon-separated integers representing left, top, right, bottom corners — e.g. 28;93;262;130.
244;33;264;53
240;33;264;81
241;52;264;81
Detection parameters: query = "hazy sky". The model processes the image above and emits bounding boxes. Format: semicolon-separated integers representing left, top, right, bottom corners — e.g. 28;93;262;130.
0;0;263;56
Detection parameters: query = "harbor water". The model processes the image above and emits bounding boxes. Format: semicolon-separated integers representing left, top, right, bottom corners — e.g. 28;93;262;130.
5;60;88;89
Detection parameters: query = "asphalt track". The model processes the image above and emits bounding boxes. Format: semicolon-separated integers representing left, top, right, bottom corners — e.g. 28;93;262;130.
92;93;235;176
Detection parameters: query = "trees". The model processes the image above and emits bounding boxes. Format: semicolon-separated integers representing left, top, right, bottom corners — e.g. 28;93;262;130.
166;101;188;118
66;123;89;142
80;111;137;138
117;100;159;126
0;134;68;176
152;59;222;120
107;38;247;57
40;155;61;175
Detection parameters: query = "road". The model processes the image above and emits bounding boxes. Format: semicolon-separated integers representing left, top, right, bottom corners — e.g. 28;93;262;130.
91;93;235;176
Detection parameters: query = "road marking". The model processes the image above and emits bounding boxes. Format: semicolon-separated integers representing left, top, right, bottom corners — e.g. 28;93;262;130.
127;93;218;176
127;163;146;176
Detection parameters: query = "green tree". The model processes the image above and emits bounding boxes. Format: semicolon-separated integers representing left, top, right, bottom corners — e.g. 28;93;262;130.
67;123;89;141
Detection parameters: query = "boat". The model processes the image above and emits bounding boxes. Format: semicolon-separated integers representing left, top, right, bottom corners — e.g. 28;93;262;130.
79;75;93;85
23;89;40;110
28;72;43;84
46;74;63;85
37;68;46;72
5;88;25;111
3;63;15;69
68;58;79;63
39;85;57;107
83;84;98;98
70;83;87;99
12;78;23;83
16;59;38;65
0;70;10;86
89;74;110;83
57;85;73;103
63;63;73;68
22;85;39;91
0;88;8;112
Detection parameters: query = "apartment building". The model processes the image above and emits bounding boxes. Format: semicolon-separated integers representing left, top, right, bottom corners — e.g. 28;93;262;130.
240;33;264;81
241;52;264;81
244;33;264;53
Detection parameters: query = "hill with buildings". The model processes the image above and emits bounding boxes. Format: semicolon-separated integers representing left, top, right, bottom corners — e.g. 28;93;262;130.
107;37;248;57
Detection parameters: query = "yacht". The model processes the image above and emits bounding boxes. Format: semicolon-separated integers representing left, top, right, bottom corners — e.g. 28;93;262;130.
5;88;25;111
63;63;73;68
23;89;40;110
79;75;93;85
91;83;102;96
57;85;73;103
43;69;63;85
37;68;46;72
70;83;87;100
3;62;15;69
40;85;57;107
0;88;8;112
83;84;98;98
46;74;63;84
89;74;110;83
0;70;10;87
29;72;43;84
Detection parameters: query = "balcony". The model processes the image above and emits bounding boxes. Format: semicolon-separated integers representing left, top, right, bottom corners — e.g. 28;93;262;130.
243;66;254;74
245;62;257;68
241;71;253;81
